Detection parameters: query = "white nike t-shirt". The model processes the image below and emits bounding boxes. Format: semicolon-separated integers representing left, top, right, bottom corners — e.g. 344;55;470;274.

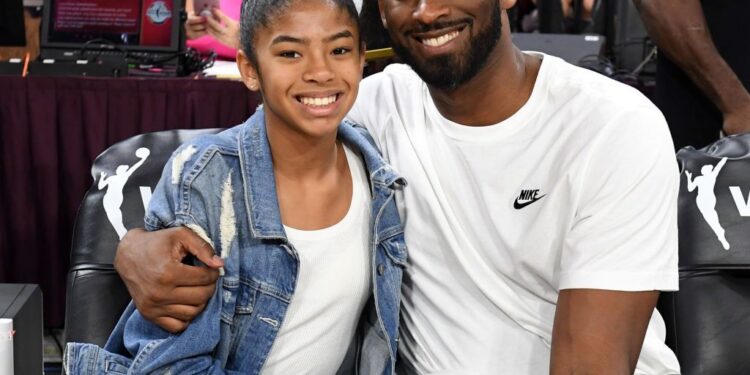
261;145;371;374
347;54;680;374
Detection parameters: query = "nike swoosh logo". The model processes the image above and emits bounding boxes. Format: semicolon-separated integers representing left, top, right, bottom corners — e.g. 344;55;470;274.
513;195;546;210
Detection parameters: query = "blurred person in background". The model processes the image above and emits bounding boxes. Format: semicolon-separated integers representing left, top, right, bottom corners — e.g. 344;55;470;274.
183;0;363;60
520;0;597;33
636;0;750;150
184;0;241;60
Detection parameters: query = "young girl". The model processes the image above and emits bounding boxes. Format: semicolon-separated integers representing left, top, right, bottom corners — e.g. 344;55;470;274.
65;0;407;373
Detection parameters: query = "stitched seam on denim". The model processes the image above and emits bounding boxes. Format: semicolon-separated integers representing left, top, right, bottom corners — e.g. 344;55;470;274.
372;190;396;244
221;277;240;323
143;214;162;230
179;146;238;217
179;147;215;215
89;345;98;374
235;284;256;315
239;126;261;239
258;316;280;328
105;358;128;374
378;224;405;243
131;339;164;370
370;239;396;367
347;121;378;149
382;238;408;267
239;276;292;303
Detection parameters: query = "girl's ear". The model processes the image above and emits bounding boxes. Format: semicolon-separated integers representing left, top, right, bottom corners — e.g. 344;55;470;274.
236;50;260;91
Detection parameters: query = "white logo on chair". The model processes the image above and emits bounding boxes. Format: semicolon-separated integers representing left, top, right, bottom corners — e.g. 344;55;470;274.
685;157;730;250
98;148;150;239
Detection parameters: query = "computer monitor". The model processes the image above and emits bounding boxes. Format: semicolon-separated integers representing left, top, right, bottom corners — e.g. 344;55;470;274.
40;0;184;61
0;0;26;47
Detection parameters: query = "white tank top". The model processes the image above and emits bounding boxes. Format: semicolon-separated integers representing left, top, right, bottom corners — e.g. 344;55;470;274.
261;145;372;374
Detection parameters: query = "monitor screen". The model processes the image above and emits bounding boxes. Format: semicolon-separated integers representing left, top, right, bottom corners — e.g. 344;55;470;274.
42;0;182;53
0;0;26;46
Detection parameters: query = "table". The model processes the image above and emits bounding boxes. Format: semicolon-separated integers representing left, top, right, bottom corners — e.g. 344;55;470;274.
0;284;43;375
0;76;261;326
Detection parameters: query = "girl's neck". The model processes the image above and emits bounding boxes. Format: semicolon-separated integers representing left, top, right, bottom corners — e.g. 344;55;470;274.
265;119;341;181
265;116;353;231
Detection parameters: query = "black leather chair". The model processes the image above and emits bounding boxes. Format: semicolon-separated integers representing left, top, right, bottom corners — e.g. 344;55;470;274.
659;134;750;374
64;128;223;347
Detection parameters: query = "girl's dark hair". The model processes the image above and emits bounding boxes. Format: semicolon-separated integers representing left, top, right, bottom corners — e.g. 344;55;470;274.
239;0;361;65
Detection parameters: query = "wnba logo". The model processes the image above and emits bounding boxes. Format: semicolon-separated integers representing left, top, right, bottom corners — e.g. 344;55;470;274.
685;157;750;251
98;148;154;239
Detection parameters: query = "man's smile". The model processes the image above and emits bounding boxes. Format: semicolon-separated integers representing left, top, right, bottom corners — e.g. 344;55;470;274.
419;29;461;47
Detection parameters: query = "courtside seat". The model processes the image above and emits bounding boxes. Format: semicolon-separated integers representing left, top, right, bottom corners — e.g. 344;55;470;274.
64;128;223;347
659;134;750;374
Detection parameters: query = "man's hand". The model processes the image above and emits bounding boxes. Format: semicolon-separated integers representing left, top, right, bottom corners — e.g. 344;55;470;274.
204;8;240;50
115;227;224;333
722;100;750;135
550;289;659;374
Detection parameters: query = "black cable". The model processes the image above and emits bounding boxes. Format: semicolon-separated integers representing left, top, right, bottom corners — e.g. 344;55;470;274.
578;53;615;76
76;37;216;75
77;38;128;62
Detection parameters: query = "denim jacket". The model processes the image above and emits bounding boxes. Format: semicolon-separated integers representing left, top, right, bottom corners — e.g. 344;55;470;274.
66;109;408;375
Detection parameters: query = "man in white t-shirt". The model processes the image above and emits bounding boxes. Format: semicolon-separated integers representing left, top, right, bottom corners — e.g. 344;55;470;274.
115;0;680;373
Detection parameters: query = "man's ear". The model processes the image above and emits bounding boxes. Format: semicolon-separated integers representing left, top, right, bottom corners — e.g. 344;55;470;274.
236;50;260;92
377;0;388;29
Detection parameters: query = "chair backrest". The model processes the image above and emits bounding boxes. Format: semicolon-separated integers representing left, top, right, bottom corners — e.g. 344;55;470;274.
659;134;750;374
64;128;223;347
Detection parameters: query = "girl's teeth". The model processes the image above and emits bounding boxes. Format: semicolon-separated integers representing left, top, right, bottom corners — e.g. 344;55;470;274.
301;95;337;107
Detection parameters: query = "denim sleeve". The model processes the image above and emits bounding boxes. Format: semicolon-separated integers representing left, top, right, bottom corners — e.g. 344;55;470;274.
120;290;227;374
112;143;229;373
66;293;228;374
144;143;204;231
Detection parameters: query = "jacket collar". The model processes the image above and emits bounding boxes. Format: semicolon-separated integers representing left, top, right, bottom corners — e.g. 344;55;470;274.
337;119;407;197
238;109;405;240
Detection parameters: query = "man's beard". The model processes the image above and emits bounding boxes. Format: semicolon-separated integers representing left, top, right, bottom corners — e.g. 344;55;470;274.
391;3;502;90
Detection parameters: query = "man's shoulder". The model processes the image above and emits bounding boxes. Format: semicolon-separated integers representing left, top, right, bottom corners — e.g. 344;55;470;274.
530;57;674;163
543;55;657;113
351;64;426;129
360;63;424;96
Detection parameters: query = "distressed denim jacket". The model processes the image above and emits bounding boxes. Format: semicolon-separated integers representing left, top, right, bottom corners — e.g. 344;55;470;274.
66;109;408;375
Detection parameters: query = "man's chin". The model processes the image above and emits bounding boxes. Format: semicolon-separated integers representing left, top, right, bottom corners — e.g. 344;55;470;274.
408;58;466;89
393;41;472;89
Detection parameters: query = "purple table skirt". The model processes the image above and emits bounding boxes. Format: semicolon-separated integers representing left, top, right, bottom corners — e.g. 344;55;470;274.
0;75;261;326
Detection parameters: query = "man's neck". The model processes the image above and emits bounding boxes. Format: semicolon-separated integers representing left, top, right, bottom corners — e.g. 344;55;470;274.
427;38;542;127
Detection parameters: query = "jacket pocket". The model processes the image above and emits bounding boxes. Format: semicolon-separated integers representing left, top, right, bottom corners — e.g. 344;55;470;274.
220;276;240;325
381;234;408;268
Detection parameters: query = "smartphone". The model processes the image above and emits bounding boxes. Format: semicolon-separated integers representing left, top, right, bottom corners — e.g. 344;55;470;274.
193;0;220;16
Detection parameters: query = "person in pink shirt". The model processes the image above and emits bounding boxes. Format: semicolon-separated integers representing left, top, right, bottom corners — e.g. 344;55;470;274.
184;0;242;60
